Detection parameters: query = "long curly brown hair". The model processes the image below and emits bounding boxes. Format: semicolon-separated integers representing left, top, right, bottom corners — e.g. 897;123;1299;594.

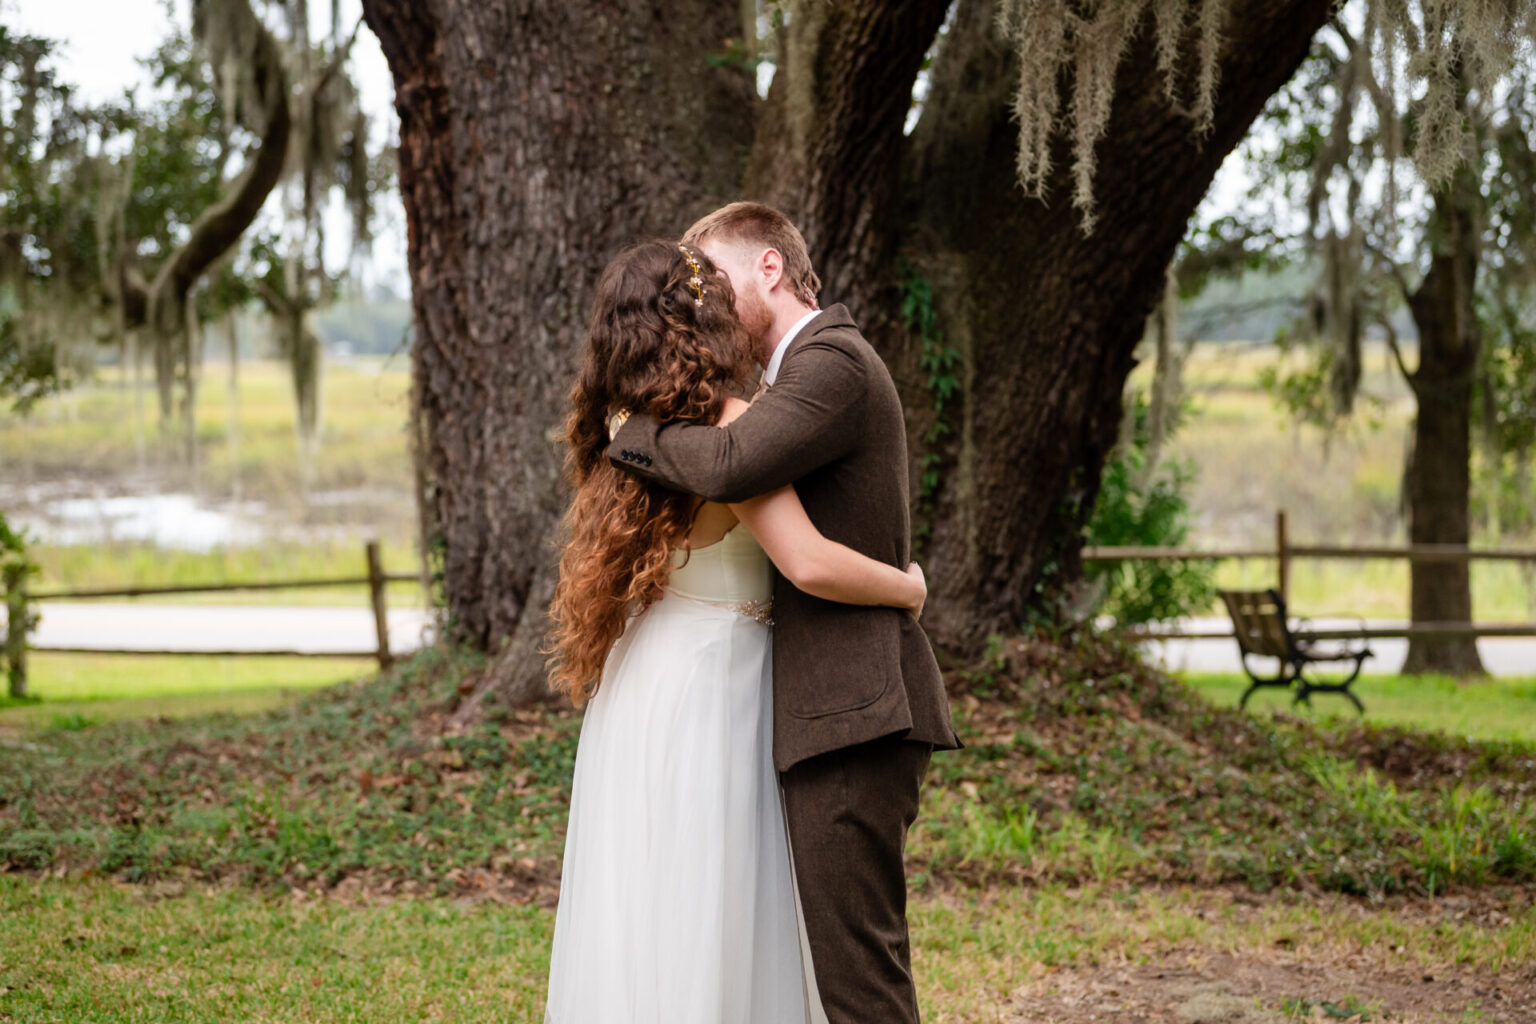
546;240;758;704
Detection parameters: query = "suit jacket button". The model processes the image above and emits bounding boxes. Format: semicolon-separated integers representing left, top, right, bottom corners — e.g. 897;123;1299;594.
641;455;652;466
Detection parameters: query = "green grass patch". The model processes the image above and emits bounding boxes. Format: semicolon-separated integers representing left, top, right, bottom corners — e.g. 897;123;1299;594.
0;653;377;730
913;882;1536;1020
3;632;1533;902
0;359;414;504
1;873;1529;1023
1;632;1534;1021
908;630;1536;897
1183;671;1536;745
0;873;553;1023
7;652;378;704
0;646;577;893
1193;555;1536;623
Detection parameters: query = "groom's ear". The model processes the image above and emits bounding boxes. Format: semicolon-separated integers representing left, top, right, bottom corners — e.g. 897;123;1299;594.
759;247;785;291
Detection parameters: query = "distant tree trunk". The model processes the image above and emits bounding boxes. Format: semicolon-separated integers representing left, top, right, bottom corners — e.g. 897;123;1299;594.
181;287;204;478
362;0;756;704
1140;268;1183;490
225;315;242;501
1400;176;1486;676
128;327;146;472
253;278;324;492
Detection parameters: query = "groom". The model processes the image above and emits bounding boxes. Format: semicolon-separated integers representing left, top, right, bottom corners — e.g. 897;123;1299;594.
607;201;959;1023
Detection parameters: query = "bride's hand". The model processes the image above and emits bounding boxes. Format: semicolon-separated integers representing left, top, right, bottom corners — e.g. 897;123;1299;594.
904;561;927;619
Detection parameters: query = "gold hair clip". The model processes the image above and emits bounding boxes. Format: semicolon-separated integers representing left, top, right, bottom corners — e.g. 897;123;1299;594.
607;407;631;440
678;243;707;307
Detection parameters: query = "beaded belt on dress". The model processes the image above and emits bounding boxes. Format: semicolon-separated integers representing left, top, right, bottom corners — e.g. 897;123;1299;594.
663;589;774;627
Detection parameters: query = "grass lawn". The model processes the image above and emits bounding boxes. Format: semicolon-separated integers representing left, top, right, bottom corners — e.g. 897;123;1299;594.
2;638;1535;1021
0;358;414;505
0;653;377;731
0;872;555;1023
1182;671;1536;745
4;637;1532;898
2;873;1531;1023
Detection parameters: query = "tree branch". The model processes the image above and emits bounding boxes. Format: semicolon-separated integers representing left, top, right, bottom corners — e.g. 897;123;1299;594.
146;0;292;328
315;16;366;97
1363;236;1417;305
252;277;294;317
1381;317;1419;392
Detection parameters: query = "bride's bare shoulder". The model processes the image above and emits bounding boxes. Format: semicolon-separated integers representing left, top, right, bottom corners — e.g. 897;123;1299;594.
715;396;751;426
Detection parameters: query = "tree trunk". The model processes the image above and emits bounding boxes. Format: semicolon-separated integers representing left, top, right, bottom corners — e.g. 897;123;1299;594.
362;0;756;704
225;315;241;501
181;288;206;480
365;0;1337;713
1401;183;1486;676
749;0;1334;651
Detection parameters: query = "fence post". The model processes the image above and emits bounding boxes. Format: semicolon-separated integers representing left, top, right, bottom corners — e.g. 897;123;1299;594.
366;540;393;671
1275;509;1290;603
3;565;28;698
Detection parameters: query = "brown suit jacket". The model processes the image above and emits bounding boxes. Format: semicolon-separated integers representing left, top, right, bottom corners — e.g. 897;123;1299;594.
608;303;960;770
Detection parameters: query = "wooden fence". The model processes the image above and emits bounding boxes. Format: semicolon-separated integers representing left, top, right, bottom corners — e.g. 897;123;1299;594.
1084;510;1536;641
5;513;1535;699
2;540;419;698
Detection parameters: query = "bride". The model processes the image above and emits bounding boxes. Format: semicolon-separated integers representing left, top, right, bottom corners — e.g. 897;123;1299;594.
542;240;926;1023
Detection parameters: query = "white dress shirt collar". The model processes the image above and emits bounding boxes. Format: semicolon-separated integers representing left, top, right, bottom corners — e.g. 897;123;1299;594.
763;308;822;387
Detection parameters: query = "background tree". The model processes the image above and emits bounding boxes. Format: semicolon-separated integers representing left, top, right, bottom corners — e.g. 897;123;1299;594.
106;0;292;461
1247;2;1536;673
9;0;383;483
250;0;377;490
1478;69;1536;617
0;28;103;414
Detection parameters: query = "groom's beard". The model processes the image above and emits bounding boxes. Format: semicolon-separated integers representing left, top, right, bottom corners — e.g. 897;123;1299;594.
736;289;775;357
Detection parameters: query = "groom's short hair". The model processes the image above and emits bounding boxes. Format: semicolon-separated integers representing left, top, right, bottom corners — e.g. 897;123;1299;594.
683;202;822;308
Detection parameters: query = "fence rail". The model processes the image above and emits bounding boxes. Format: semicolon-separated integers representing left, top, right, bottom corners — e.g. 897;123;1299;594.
2;540;417;699
28;574;416;601
1084;510;1536;644
6;512;1535;700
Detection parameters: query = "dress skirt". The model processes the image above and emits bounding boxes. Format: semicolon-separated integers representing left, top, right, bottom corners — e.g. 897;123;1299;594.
543;592;809;1024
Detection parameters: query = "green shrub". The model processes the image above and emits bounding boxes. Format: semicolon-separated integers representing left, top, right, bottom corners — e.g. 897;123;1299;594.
1086;392;1216;624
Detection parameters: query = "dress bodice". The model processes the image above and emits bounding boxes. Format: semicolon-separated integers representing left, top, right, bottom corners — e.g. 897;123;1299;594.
665;525;772;606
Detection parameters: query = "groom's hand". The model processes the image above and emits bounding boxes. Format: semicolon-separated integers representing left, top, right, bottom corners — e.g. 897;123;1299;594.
904;561;927;619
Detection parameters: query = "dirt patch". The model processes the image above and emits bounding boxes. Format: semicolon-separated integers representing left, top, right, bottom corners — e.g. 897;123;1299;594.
1003;947;1535;1023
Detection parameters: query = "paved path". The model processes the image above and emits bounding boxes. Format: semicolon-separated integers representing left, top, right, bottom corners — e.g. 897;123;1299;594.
1130;616;1535;677
10;605;1533;674
18;602;436;657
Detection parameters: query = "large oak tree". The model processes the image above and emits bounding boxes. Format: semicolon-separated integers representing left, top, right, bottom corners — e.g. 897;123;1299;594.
361;0;1334;707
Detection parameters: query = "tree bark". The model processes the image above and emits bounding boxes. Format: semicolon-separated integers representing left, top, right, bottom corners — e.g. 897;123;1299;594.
362;0;756;704
1401;180;1487;676
366;0;1339;713
752;0;1334;651
741;0;953;305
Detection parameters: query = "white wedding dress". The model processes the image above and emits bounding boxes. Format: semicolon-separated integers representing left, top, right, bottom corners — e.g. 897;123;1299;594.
543;524;811;1024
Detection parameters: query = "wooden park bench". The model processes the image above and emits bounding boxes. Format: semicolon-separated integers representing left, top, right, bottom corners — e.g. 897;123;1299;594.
1217;588;1373;713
